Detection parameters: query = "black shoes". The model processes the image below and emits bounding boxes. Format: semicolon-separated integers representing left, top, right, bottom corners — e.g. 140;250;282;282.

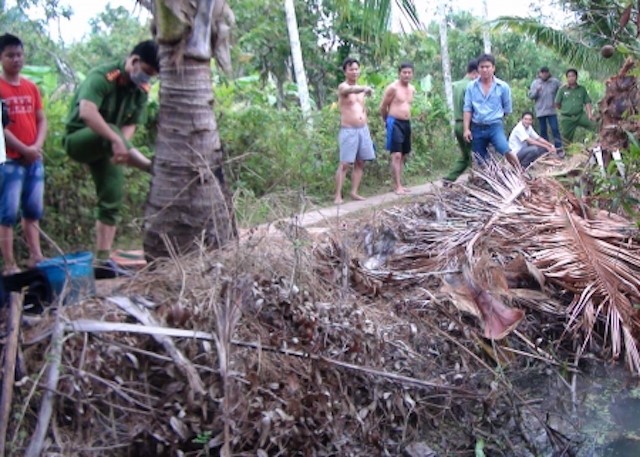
94;259;134;279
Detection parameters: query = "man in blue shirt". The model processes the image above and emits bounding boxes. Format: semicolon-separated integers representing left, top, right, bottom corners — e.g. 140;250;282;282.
463;54;522;171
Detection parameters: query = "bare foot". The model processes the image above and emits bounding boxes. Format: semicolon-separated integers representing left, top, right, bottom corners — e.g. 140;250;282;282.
26;256;46;269
350;193;366;201
2;264;20;275
394;188;410;195
334;196;343;205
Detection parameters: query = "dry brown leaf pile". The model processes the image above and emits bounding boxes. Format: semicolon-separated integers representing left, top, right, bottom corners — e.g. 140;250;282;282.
3;158;640;456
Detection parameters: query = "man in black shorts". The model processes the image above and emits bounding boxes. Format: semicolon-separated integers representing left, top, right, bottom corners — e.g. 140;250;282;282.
380;62;416;194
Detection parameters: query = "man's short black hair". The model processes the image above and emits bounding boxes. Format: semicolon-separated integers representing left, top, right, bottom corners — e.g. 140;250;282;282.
0;33;23;54
398;62;414;72
342;57;360;71
131;40;159;72
477;53;496;66
521;111;534;119
467;59;478;74
566;68;578;77
539;66;550;73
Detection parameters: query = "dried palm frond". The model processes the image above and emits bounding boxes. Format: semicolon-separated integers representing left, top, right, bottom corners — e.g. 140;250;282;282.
349;159;640;373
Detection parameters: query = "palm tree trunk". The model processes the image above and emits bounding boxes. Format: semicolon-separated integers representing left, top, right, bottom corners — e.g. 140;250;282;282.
283;0;312;117
144;46;236;258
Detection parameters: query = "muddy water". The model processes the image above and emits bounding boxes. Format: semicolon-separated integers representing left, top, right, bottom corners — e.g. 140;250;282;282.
574;362;640;457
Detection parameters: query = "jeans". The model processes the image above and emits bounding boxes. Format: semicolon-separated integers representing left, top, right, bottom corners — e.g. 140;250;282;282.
0;160;45;226
537;115;562;150
470;121;510;162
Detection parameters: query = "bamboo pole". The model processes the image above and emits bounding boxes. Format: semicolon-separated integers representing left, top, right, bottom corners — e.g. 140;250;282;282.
0;293;23;456
25;315;65;457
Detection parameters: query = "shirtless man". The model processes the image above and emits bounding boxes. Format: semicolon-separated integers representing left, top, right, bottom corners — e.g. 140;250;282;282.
380;62;415;194
334;57;376;204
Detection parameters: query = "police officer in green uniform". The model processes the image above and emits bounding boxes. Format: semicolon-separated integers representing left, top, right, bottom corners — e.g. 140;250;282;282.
63;40;159;274
555;68;596;144
443;59;478;184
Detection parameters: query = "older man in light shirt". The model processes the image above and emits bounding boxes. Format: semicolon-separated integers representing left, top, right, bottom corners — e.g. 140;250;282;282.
509;111;556;168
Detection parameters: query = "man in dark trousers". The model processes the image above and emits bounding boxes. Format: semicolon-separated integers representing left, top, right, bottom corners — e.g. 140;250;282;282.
443;59;478;184
528;66;563;155
63;40;159;276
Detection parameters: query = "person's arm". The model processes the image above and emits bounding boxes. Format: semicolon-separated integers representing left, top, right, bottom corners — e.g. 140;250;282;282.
555;87;563;110
379;85;395;122
502;83;513;115
338;82;372;97
528;79;540;100
121;125;136;141
463;111;472;142
3;129;41;163
526;135;555;152
462;86;473;141
33;108;48;150
585;103;593;120
79;100;128;161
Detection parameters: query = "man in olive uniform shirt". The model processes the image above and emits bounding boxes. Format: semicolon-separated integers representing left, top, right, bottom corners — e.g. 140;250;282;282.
443;59;478;183
63;40;159;274
555;68;596;144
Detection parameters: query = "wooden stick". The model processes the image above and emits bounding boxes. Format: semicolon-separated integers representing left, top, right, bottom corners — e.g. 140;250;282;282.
0;293;23;457
25;315;65;457
67;317;475;395
107;296;206;396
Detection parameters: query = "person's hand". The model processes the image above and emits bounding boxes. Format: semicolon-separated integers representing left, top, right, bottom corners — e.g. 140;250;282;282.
364;86;373;96
463;129;472;142
21;146;43;164
111;138;129;165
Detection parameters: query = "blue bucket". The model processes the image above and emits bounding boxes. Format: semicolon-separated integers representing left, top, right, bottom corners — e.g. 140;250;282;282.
36;251;95;304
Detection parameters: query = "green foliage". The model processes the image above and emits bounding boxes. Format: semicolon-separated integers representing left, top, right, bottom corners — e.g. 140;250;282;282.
591;135;640;224
218;71;456;225
7;0;626;242
66;5;152;77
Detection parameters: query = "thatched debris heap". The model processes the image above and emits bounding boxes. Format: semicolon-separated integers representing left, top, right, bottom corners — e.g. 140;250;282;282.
2;158;640;456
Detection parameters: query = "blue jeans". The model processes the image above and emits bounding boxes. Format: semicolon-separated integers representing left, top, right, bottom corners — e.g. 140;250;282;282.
471;121;510;162
537;115;562;150
0;160;45;226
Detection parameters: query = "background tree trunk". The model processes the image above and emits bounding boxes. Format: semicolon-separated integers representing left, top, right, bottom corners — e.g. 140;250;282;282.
284;0;312;117
482;0;492;53
143;46;236;258
439;0;454;129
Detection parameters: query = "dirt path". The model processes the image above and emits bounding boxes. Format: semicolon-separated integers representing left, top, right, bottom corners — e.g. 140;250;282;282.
241;180;445;239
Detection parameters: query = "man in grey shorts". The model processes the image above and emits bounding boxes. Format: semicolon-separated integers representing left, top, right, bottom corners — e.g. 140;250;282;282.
334;57;375;204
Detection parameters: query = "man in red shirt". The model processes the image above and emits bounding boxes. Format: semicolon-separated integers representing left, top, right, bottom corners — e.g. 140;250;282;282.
0;33;48;274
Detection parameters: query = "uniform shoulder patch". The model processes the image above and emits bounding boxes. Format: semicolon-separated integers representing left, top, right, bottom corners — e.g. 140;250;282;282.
105;69;121;82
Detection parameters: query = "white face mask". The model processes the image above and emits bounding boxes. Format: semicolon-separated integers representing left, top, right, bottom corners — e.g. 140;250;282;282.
130;70;152;88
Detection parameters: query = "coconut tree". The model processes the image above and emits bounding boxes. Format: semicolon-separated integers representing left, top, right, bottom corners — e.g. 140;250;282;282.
141;0;237;258
493;0;640;73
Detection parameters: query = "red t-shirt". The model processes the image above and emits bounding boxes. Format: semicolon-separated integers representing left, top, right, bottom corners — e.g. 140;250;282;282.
0;76;43;160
